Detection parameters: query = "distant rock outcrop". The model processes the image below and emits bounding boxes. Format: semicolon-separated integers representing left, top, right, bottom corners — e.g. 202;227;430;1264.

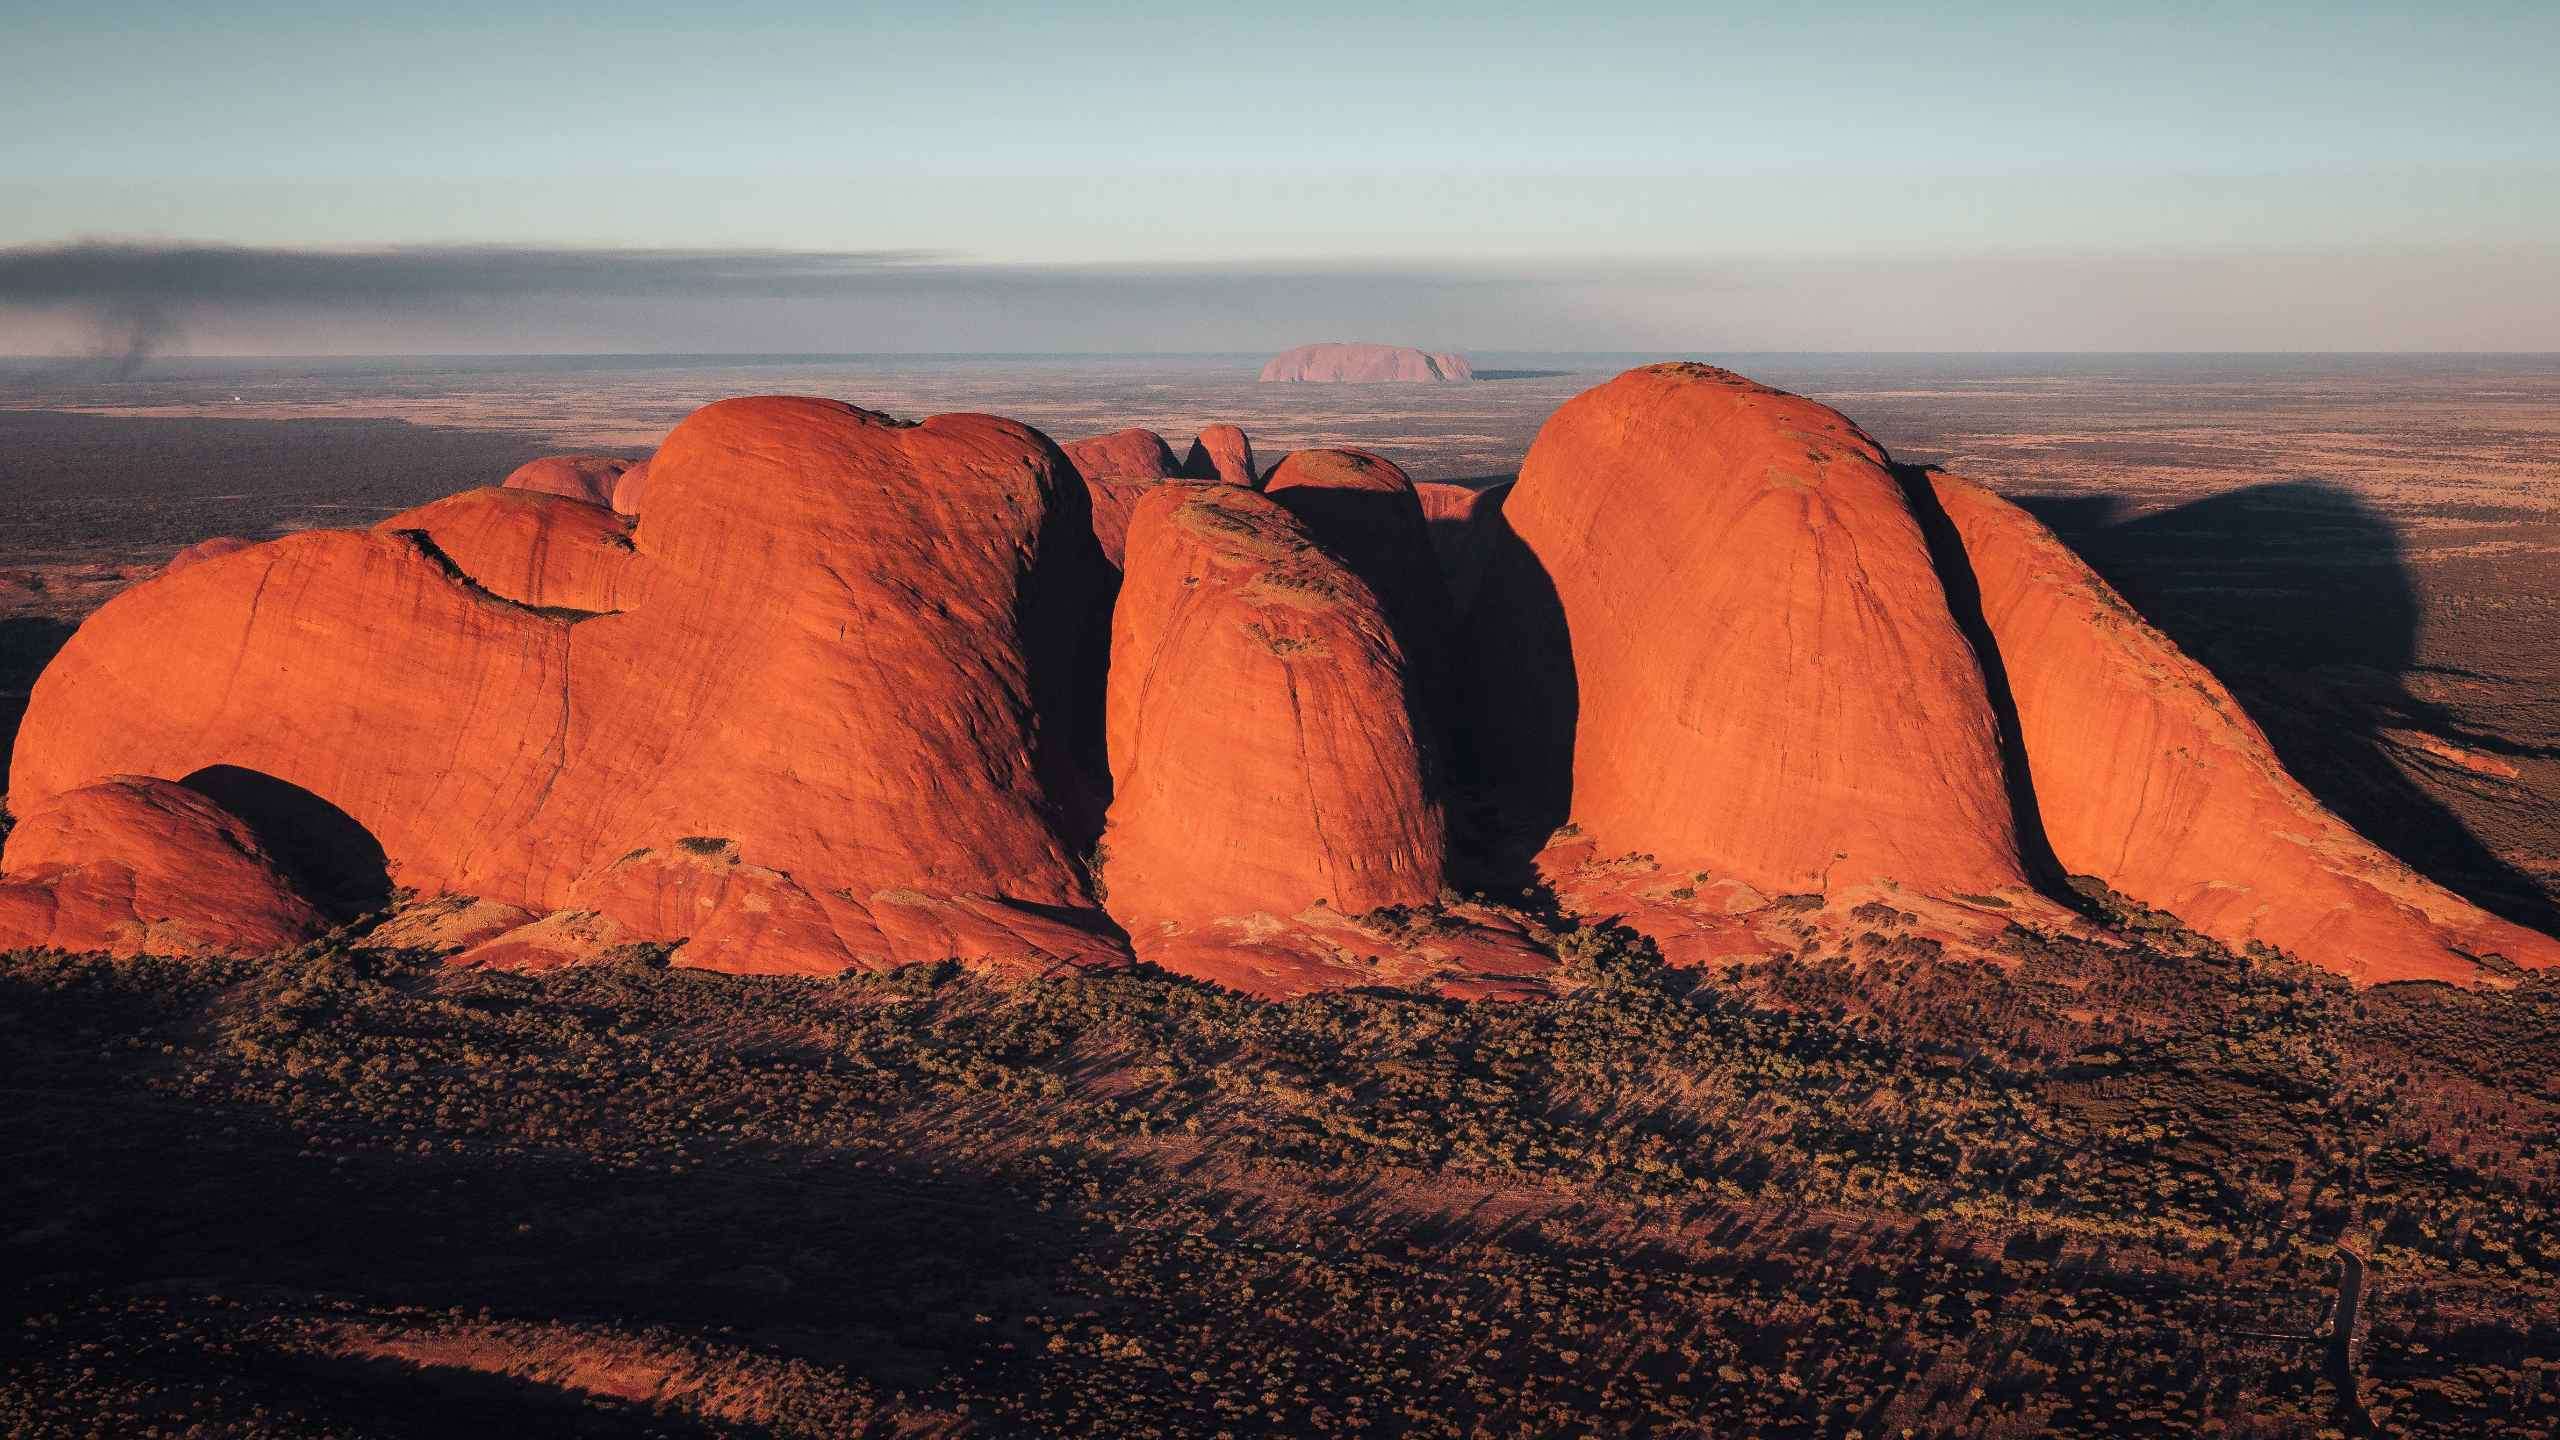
1926;469;2560;982
0;776;324;956
1181;425;1258;486
1260;343;1473;384
163;536;255;576
500;455;634;509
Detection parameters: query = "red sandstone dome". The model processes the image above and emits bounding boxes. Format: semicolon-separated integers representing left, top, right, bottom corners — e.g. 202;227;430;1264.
610;457;652;516
0;776;324;957
1260;343;1474;384
7;364;2554;993
1181;424;1258;486
500;454;635;509
374;487;637;613
1061;427;1181;482
1926;469;2560;983
1472;363;2027;898
1101;485;1543;998
9;397;1124;977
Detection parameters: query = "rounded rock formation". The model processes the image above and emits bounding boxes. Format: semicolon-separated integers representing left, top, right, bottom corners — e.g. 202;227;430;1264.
610;457;652;516
11;397;1125;976
1061;427;1181;482
1260;343;1473;384
1475;363;2026;897
1180;424;1258;486
501;455;634;509
1102;486;1536;996
375;487;637;613
0;775;325;957
1925;469;2560;982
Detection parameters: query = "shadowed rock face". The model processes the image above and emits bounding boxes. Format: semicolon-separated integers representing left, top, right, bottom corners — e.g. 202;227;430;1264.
0;775;324;956
1260;343;1473;384
8;366;2554;990
1181;425;1257;486
1100;486;1546;997
499;455;633;509
1926;469;2560;983
1413;481;1510;613
1478;363;2028;898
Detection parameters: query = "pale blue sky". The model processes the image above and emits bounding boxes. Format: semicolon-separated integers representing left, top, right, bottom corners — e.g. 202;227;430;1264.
2;2;2555;350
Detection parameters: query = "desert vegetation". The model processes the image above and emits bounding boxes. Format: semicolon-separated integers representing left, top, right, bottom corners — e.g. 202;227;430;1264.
6;903;2555;1436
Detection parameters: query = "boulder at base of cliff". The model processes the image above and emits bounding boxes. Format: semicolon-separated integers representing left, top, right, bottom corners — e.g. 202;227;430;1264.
0;775;326;957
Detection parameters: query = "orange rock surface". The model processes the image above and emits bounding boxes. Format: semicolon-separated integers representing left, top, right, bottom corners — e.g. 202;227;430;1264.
374;487;637;613
1181;424;1258;485
1100;485;1543;996
1479;364;2026;897
1061;427;1180;482
10;398;1125;976
500;455;634;508
610;457;652;516
1260;343;1473;383
1083;478;1160;569
0;776;325;956
1927;469;2560;982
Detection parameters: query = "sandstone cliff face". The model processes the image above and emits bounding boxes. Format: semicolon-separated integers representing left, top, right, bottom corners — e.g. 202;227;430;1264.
1476;363;2027;897
1181;425;1258;486
1062;428;1182;482
500;455;634;509
0;776;324;957
1926;469;2560;982
12;365;2555;992
1259;343;1473;384
10;398;1125;976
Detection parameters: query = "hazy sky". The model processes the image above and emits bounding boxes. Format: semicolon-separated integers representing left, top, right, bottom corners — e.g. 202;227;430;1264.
3;1;2555;353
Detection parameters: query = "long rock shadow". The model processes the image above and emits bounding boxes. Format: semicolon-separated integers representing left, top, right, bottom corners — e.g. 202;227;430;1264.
2020;480;2560;932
